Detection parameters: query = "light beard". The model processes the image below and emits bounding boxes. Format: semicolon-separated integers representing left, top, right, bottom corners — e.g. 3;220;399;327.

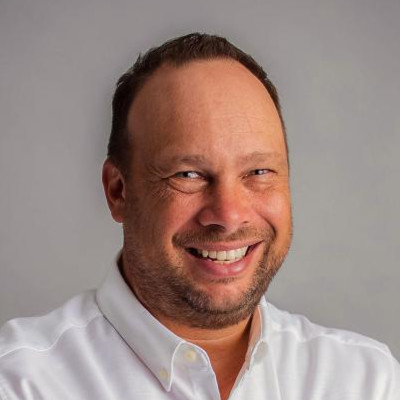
122;225;288;329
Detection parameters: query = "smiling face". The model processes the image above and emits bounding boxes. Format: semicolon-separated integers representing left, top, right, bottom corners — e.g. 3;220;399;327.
107;59;292;329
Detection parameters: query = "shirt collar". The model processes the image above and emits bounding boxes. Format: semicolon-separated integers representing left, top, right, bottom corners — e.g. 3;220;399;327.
96;256;269;390
96;257;185;391
257;295;271;352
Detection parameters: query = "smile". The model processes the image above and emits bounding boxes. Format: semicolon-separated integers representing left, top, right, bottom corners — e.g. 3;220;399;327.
188;245;252;264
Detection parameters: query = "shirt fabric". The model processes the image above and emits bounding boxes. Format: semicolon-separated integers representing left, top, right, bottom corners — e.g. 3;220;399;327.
0;259;399;400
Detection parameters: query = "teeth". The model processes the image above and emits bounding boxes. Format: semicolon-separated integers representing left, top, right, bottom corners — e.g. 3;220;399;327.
227;250;236;260
195;246;249;263
217;251;226;261
208;250;217;258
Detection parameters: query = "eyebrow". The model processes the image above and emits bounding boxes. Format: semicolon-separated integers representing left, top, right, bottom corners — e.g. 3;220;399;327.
169;151;285;165
238;151;284;163
169;154;207;164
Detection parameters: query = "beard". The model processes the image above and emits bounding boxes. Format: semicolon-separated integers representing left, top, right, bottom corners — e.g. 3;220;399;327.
122;219;289;329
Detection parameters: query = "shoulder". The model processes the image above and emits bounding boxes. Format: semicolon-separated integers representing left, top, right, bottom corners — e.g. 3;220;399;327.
0;291;114;399
265;301;392;356
263;300;400;397
0;290;103;361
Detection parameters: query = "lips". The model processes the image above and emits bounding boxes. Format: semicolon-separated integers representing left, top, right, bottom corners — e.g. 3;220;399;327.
192;246;248;263
185;242;261;278
187;241;259;263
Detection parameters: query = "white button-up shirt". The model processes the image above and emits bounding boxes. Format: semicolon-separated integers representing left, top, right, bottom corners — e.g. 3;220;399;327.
1;260;399;399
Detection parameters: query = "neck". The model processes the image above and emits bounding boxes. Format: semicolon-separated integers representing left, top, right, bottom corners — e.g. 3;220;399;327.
120;256;254;400
159;312;253;400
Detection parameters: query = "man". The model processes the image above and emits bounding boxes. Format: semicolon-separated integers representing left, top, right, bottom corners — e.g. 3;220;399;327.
0;33;399;399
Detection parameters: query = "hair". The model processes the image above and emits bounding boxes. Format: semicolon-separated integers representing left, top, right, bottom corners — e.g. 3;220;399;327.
108;32;287;175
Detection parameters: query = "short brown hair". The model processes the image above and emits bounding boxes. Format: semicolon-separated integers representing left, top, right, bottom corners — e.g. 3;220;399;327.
108;32;287;175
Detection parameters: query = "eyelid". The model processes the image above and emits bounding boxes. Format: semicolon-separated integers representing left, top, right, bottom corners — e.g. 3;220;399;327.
248;168;272;175
173;170;203;179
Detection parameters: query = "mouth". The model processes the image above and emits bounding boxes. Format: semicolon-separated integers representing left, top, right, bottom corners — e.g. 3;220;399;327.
186;243;258;264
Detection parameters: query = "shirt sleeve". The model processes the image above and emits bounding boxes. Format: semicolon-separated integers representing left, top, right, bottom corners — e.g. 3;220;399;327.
0;376;12;400
389;353;400;399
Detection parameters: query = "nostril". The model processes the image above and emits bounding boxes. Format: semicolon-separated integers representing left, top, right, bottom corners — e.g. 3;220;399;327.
196;205;251;233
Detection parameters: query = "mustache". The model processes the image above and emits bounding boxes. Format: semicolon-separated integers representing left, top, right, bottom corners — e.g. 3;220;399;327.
173;225;275;248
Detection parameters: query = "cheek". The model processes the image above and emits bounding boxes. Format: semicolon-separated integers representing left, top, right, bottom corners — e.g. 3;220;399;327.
259;191;291;233
139;190;199;242
161;195;200;231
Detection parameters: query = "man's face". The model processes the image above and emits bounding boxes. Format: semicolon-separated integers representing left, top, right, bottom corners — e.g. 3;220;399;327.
121;59;291;329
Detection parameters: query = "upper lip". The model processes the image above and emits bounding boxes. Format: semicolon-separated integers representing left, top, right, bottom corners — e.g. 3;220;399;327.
186;240;262;251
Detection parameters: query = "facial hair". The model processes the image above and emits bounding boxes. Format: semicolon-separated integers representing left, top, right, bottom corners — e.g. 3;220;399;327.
122;220;288;329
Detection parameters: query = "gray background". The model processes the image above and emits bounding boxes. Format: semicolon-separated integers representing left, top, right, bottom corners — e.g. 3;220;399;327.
1;0;399;359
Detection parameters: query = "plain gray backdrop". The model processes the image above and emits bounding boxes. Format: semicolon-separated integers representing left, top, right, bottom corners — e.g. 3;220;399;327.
1;0;399;359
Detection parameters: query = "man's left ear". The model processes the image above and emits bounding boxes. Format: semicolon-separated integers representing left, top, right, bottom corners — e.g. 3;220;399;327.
102;158;126;223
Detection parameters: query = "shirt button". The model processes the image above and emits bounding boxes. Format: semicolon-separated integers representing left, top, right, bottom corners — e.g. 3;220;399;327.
159;368;169;380
184;349;198;363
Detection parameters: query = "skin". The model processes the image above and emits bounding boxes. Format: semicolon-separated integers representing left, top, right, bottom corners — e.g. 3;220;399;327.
103;59;292;399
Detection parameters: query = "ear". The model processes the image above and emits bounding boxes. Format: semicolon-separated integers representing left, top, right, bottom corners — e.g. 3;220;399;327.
102;158;126;223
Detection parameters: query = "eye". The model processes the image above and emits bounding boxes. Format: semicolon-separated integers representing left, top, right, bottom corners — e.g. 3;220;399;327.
250;169;271;176
167;170;207;194
174;171;203;179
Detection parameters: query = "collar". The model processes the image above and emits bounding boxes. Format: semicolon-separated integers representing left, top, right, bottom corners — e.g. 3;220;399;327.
96;258;185;390
96;256;270;390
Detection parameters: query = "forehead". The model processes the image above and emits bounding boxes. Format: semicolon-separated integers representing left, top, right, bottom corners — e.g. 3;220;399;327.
127;59;286;164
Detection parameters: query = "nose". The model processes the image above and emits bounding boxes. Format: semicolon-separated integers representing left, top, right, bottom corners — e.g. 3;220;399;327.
196;181;252;235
